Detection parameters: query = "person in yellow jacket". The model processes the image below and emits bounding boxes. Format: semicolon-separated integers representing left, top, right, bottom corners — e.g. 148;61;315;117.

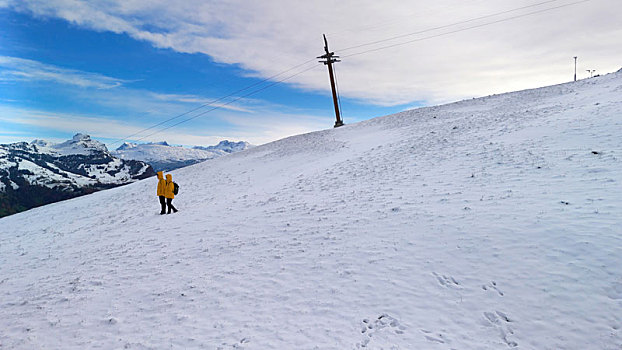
164;173;178;214
156;171;167;215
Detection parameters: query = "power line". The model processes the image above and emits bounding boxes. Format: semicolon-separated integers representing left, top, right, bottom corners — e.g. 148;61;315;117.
131;64;321;143
341;0;591;58
109;58;318;146
336;0;563;53
111;0;590;144
329;0;564;39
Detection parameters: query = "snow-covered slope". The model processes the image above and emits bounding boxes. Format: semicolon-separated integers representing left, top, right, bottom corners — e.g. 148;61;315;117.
113;140;251;171
1;71;621;349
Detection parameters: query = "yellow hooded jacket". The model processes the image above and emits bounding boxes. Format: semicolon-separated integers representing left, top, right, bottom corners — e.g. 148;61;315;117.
164;174;175;199
156;171;166;197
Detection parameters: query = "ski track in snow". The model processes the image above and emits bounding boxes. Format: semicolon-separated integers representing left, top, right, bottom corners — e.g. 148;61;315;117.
1;72;622;349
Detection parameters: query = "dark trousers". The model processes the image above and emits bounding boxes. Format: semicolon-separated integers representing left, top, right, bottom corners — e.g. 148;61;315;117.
166;198;177;214
159;196;166;214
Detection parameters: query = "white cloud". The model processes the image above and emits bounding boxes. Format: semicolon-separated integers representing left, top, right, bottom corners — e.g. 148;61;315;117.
150;93;254;113
0;55;261;121
0;105;149;140
0;102;330;147
0;54;322;145
4;0;621;105
216;110;331;144
0;56;127;89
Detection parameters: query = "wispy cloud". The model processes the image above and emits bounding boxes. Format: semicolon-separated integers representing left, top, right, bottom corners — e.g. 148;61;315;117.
0;105;147;139
0;54;307;145
0;56;258;123
0;104;234;147
3;0;621;105
151;93;254;113
2;0;620;149
0;56;128;89
0;103;330;147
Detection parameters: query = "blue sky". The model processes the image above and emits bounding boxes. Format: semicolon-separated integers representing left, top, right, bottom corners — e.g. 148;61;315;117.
0;6;408;147
1;0;620;147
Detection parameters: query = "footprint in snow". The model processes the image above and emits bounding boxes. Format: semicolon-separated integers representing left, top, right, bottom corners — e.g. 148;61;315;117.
433;272;461;289
420;329;448;344
357;314;405;348
482;281;504;296
482;311;517;348
229;337;250;349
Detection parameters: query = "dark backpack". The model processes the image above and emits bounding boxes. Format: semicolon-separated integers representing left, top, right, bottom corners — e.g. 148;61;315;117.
173;182;179;195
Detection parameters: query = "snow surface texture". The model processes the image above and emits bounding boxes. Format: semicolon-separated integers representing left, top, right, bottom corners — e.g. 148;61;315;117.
1;72;621;349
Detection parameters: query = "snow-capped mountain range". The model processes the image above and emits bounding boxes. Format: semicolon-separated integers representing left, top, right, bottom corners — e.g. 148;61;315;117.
30;133;110;156
0;135;250;217
0;133;154;217
113;140;251;171
1;70;621;348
